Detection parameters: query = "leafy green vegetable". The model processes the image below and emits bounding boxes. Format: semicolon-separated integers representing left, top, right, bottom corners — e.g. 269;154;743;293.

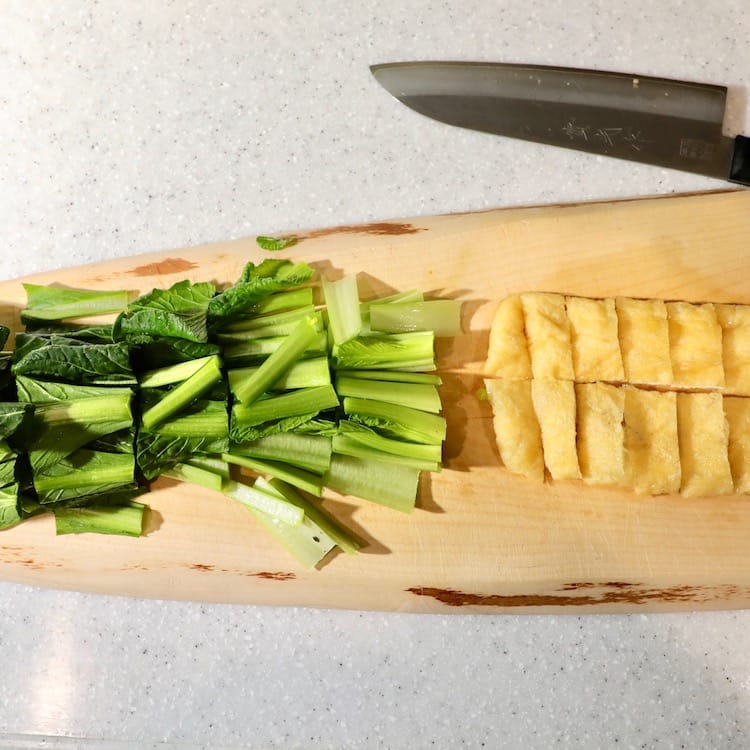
228;356;331;393
224;452;325;497
223;479;305;526
334;374;442;413
54;501;145;537
369;299;462;337
343;396;446;445
322;275;362;345
0;325;10;350
207;259;313;330
0;484;22;530
12;334;136;385
231;432;332;475
255;235;298;252
21;284;130;322
331;331;435;371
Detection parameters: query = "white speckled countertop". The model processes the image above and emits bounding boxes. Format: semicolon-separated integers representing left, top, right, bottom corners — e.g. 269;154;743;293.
2;2;750;748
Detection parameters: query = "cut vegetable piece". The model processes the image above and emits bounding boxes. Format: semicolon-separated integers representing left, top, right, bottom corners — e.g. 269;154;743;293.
219;305;317;336
231;385;339;431
483;379;543;480
332;331;435;371
332;433;440;472
228;357;331;393
232;432;332;475
262;477;360;555
337;420;442;463
615;297;673;387
565;296;624;383
184;455;231;477
54;501;145;536
335;369;441;385
530;378;580;480
139;356;216;388
622;386;680;495
343;397;447;445
0;483;21;530
716;304;750;396
575;382;625;486
322;275;362;346
667;302;724;389
21;284;131;322
676;392;733;497
163;462;227;493
521;292;574;380
141;355;223;430
231;315;323;405
323;453;419;513
224;453;325;497
335;375;441;413
248;287;314;315
724;397;750;493
223;479;305;526
485;294;532;379
222;331;327;366
369;299;461;337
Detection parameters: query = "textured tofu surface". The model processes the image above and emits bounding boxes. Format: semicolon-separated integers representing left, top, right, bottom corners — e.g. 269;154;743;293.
717;304;750;396
521;293;574;380
484;379;544;480
485;294;532;379
667;302;724;389
677;392;733;497
566;296;624;383
725;397;750;493
531;378;581;480
575;382;625;486
616;297;673;387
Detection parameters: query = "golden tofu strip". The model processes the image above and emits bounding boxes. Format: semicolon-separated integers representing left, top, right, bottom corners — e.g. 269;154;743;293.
667;302;724;390
725;397;750;493
566;296;624;383
616;297;673;387
716;304;750;396
485;294;532;379
531;378;581;480
622;386;680;495
575;382;625;486
484;379;544;481
521;292;574;380
676;392;733;497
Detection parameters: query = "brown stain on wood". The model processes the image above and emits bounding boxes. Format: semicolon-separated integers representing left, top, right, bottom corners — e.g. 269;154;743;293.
407;583;745;608
187;563;295;580
296;222;425;240
128;258;199;277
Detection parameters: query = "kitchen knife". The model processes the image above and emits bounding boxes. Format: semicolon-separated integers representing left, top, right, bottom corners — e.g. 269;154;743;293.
370;61;750;185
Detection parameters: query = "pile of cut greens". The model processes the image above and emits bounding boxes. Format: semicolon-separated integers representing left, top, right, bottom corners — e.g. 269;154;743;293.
0;258;460;568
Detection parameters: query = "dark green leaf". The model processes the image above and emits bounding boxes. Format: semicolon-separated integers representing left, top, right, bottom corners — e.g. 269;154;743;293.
0;484;22;530
0;325;9;350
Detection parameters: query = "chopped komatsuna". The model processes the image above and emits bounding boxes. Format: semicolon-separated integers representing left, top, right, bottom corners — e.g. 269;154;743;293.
21;284;131;323
53;501;145;537
324;453;420;513
230;384;340;442
140;354;223;430
322;275;362;346
217;305;319;338
368;299;461;337
332;331;435;371
221;330;328;367
246;287;315;317
230;432;333;475
207;259;313;330
334;369;441;385
333;420;442;472
223;479;305;526
163;461;228;493
334;374;442;413
224;452;326;497
228;357;331;393
139;356;217;389
255;235;298;252
12;334;136;385
231;315;324;405
343;396;446;445
0;484;21;530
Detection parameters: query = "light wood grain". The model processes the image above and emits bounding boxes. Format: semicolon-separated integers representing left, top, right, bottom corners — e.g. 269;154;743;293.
1;189;750;613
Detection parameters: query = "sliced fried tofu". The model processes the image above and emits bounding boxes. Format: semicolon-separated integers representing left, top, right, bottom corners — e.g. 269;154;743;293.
716;304;750;396
566;296;624;383
531;378;581;480
622;386;680;495
724;396;750;493
575;382;625;486
484;379;544;480
485;294;532;379
676;392;733;497
667;302;724;390
616;297;673;387
521;292;574;380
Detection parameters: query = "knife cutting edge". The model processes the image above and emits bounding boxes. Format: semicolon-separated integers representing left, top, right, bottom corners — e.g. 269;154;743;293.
370;61;750;186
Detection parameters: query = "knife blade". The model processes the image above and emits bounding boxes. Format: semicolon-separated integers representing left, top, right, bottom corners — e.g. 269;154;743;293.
370;61;750;186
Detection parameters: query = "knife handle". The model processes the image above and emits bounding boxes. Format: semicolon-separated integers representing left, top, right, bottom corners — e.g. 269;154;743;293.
730;135;750;186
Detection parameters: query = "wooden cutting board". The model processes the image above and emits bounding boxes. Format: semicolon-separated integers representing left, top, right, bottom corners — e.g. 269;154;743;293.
1;189;749;614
